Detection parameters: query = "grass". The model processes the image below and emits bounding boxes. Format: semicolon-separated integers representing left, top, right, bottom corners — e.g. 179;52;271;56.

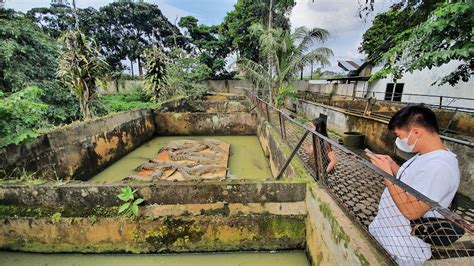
99;88;159;112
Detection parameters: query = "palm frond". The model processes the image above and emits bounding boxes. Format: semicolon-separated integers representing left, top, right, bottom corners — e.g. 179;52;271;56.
295;27;330;53
238;58;272;90
281;47;333;81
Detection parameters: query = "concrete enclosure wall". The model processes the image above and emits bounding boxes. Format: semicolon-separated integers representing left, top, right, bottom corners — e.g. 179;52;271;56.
0;181;307;253
154;112;257;135
0;94;256;180
0;109;155;181
197;80;253;94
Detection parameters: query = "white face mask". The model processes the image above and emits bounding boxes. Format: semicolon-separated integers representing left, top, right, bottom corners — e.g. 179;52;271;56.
395;131;419;153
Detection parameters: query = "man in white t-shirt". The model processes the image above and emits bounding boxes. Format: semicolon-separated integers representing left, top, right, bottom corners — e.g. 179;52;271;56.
367;105;460;265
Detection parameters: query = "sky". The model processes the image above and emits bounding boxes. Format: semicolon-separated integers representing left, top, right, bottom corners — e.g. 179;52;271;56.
5;0;394;73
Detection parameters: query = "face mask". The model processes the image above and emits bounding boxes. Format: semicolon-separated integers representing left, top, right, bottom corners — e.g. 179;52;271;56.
395;131;419;153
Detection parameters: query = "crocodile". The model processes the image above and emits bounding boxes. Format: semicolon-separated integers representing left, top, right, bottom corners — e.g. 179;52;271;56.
203;139;225;153
169;151;220;164
188;165;227;175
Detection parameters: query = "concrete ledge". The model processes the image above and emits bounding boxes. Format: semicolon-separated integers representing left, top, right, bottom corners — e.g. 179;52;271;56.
0;214;306;253
305;183;390;265
0;181;307;209
154;112;257;135
161;100;250;113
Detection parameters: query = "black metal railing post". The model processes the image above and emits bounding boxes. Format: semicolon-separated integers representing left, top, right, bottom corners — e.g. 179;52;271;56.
276;130;310;180
265;103;270;122
278;112;284;138
281;114;287;140
312;133;320;181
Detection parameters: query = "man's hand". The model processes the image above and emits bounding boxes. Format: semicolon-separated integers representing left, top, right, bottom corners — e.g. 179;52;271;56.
368;154;393;175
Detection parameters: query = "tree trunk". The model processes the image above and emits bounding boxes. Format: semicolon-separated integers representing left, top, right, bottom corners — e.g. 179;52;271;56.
138;56;143;77
130;59;134;77
310;61;314;80
267;0;273;106
300;67;303;80
114;79;119;93
71;0;79;30
80;89;94;120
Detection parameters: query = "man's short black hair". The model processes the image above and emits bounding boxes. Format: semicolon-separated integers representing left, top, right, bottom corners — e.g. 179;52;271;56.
388;105;439;133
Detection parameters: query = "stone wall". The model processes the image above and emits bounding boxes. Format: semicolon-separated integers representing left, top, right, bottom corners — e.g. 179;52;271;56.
0;180;307;253
154;112;257;135
0;109;155;181
198;80;253;94
305;183;389;265
299;90;474;136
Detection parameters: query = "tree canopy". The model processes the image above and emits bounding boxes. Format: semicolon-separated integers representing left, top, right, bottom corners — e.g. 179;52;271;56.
27;2;185;76
240;24;332;105
359;0;473;85
221;0;295;62
0;9;59;92
178;16;232;79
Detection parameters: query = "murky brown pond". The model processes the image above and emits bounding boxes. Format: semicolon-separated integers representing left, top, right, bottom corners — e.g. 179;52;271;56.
90;136;272;183
1;251;310;266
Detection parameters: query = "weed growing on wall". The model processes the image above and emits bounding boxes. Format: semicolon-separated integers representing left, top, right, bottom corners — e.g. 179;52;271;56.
117;186;144;221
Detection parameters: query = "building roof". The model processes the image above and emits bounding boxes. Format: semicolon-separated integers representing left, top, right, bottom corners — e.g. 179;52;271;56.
326;76;371;81
337;59;364;71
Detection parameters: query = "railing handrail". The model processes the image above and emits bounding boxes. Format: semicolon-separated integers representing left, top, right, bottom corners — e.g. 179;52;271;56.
300;90;474;113
245;88;472;234
298;98;474;147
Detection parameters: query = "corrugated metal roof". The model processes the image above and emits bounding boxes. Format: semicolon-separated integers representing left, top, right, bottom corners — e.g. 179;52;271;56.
337;60;364;71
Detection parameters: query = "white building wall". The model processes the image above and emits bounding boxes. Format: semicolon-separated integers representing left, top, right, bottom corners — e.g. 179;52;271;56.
367;61;474;109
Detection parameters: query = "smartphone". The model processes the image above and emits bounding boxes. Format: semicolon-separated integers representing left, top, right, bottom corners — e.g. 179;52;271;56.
364;148;376;157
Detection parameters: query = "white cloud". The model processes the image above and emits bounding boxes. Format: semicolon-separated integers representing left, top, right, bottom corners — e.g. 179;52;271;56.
5;0;190;21
290;0;393;72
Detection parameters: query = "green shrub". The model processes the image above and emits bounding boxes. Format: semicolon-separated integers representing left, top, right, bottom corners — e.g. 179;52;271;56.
33;81;81;125
99;87;157;113
0;86;49;147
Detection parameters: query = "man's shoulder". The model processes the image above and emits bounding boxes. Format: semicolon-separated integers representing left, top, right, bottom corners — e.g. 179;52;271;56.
417;150;458;167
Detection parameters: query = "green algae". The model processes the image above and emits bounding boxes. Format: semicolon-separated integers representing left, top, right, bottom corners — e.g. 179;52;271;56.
0;250;310;266
0;204;119;219
318;201;351;248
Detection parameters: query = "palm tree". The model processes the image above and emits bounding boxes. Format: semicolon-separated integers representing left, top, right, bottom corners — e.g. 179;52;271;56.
57;30;108;119
239;24;333;105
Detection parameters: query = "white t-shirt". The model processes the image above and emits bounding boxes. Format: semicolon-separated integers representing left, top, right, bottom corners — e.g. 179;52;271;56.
369;150;460;265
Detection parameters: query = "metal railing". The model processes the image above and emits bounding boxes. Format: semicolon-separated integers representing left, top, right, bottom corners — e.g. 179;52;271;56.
302;90;474;113
245;89;473;264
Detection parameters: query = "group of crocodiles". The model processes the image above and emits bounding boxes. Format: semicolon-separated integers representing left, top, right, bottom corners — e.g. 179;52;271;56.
123;139;228;182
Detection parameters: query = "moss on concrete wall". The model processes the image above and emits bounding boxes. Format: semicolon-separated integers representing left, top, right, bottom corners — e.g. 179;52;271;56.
0;214;305;253
0;109;155;181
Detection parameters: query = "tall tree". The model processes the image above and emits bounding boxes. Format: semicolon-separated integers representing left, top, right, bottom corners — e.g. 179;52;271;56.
97;2;184;77
57;30;108;119
221;0;295;62
27;2;185;78
178;16;232;78
359;0;473;85
240;24;332;105
0;9;59;92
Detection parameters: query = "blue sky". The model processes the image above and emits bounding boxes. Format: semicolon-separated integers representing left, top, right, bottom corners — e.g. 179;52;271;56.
5;0;392;73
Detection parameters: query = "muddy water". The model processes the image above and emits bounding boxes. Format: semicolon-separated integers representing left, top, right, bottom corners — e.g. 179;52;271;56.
1;251;310;266
90;136;272;183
